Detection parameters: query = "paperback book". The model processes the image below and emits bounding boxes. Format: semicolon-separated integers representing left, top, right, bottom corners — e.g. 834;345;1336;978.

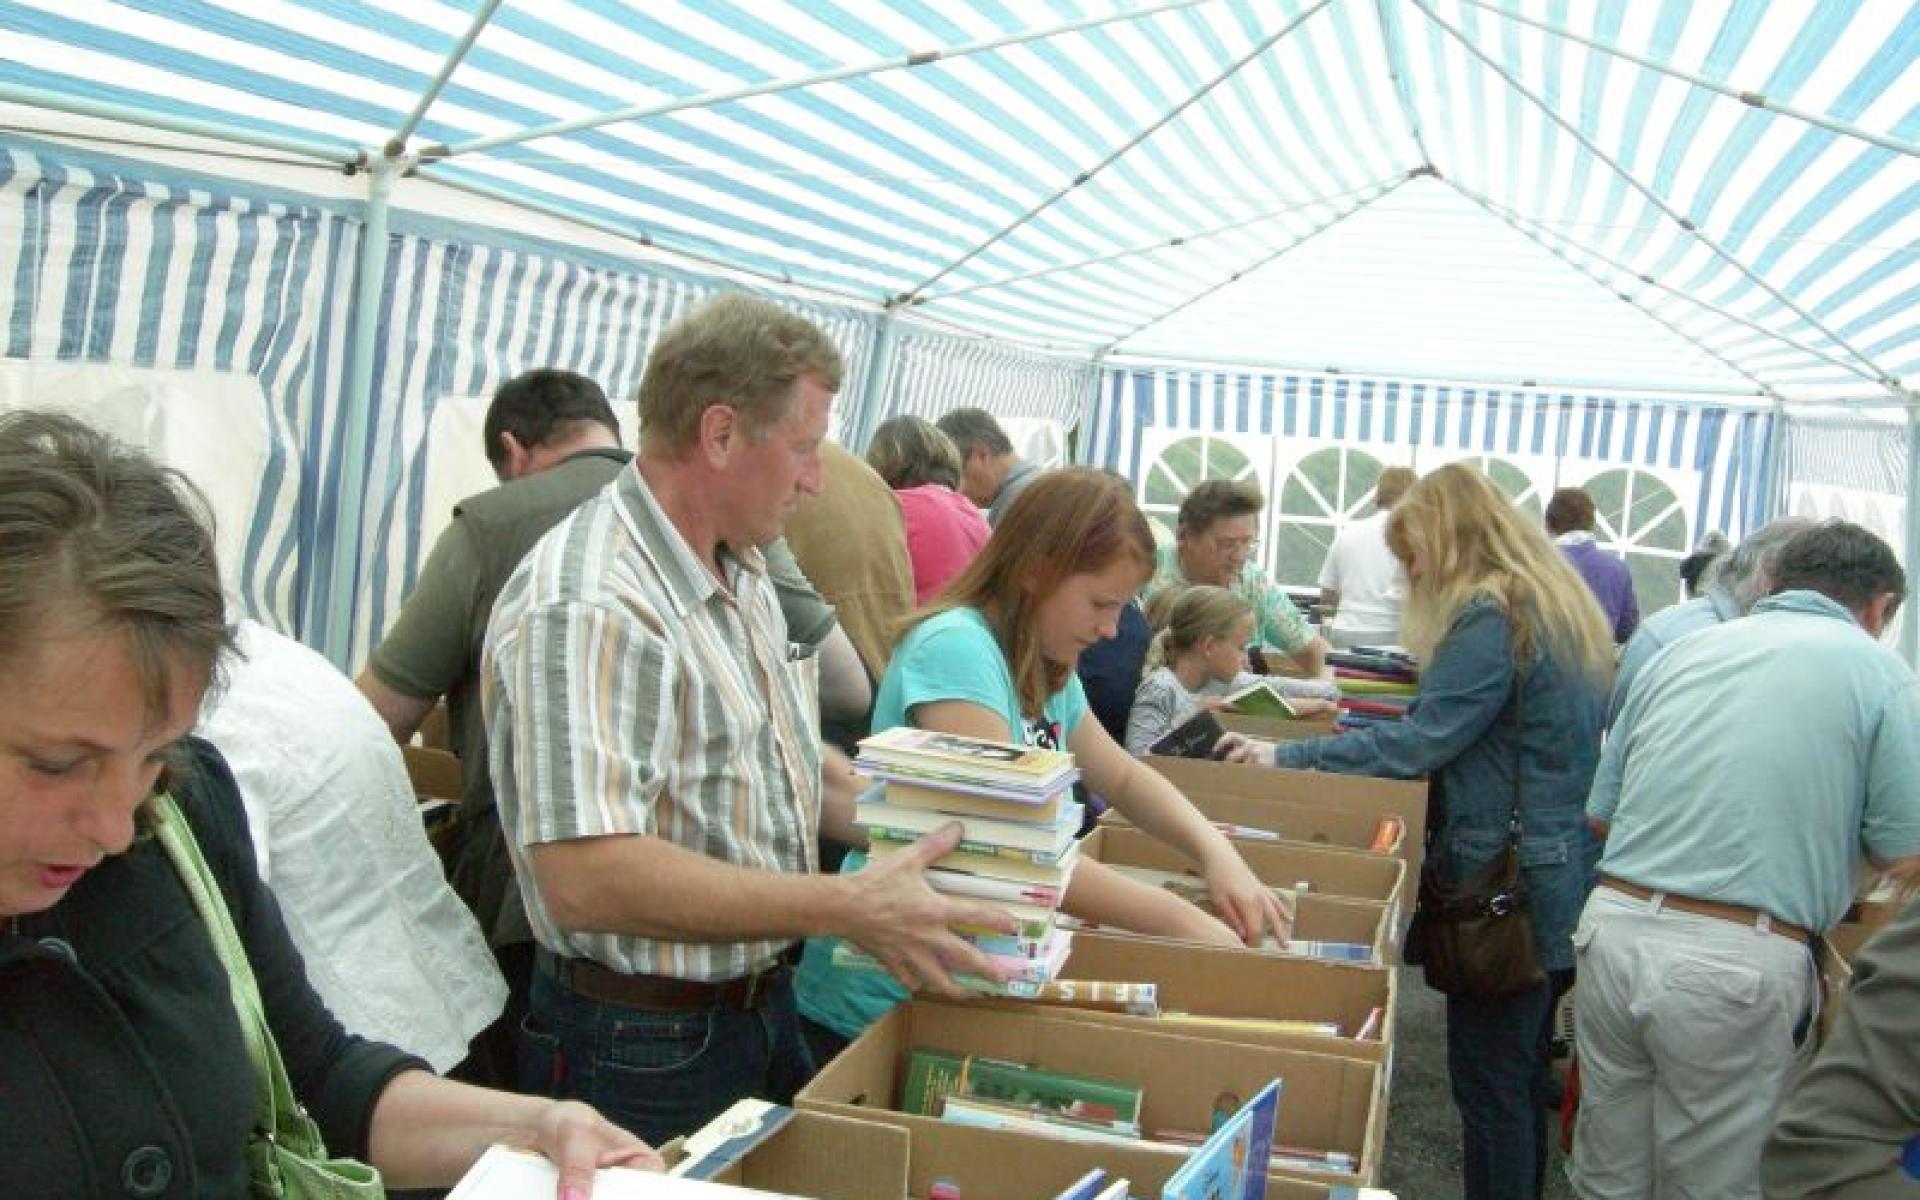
855;797;1082;861
1159;1080;1280;1200
857;726;1077;789
900;1049;1143;1128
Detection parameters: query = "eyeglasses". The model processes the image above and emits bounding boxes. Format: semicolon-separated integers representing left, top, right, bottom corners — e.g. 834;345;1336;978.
1209;535;1259;555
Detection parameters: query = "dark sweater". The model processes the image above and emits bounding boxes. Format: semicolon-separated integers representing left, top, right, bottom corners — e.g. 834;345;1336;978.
0;737;424;1198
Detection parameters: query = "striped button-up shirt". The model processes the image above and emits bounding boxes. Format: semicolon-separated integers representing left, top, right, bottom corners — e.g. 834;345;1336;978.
483;464;823;982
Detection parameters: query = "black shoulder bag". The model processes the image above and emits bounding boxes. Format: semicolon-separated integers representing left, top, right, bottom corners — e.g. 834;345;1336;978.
1405;674;1546;999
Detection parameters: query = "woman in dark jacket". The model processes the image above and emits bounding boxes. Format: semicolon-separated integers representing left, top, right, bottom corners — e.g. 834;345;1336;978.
0;411;658;1197
1225;464;1614;1200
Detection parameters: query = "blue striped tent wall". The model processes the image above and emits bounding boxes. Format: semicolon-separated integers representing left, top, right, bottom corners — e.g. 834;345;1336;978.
1088;367;1774;543
348;226;877;664
0;143;354;639
1782;416;1907;497
876;327;1097;443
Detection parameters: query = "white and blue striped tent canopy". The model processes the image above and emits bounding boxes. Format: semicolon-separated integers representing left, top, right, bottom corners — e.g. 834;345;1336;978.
0;1;1915;661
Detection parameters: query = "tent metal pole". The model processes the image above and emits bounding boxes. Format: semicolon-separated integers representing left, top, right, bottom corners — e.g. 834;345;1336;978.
427;0;1226;160
901;0;1335;303
1455;0;1920;162
0;81;366;167
922;175;1400;302
388;0;504;155
321;160;396;670
414;168;878;310
1413;0;1907;401
1466;189;1880;388
1906;409;1920;665
1074;350;1110;466
1758;398;1788;527
1105;350;1770;401
1374;0;1433;164
850;311;900;453
1100;177;1400;354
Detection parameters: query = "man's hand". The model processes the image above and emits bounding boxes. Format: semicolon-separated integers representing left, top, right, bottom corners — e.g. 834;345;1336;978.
1213;732;1277;765
840;822;1018;998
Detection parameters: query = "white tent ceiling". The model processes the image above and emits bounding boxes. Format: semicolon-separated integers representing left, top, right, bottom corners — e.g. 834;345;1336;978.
0;0;1915;403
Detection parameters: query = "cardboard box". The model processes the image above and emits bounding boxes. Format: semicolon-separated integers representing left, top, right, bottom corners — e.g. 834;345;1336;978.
1079;826;1395;960
1145;756;1429;877
1085;825;1406;910
663;1108;908;1199
798;1000;1384;1186
1220;712;1340;742
418;701;453;751
404;743;462;801
1105;792;1387;855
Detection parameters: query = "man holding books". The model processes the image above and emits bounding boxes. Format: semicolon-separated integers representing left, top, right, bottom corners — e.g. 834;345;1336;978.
1574;521;1920;1200
483;295;1015;1146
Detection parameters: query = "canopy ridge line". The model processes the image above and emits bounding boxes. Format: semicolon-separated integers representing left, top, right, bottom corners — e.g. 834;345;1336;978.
1412;0;1906;403
897;0;1338;305
1374;0;1433;166
425;0;1229;161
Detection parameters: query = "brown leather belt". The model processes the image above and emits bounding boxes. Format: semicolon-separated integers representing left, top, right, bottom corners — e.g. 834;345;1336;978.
1600;876;1810;945
539;950;789;1013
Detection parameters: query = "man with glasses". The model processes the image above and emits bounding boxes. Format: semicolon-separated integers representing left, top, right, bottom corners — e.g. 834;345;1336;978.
1148;479;1330;677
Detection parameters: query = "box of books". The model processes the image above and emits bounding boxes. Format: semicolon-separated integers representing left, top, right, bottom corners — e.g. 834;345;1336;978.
797;1000;1384;1186
1085;825;1407;913
988;930;1396;1066
1104;792;1394;857
1219;712;1341;742
660;1105;908;1199
1144;756;1430;877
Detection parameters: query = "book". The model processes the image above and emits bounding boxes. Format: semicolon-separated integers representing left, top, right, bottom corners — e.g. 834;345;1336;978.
858;726;1076;788
925;865;1067;908
1148;710;1227;760
1221;679;1303;719
856;796;1082;859
668;1100;792;1179
830;929;1072;993
1159;1079;1280;1200
868;835;1081;884
451;1145;802;1198
1160;1013;1342;1038
1354;1005;1385;1041
900;1049;1143;1126
939;1097;1145;1147
873;772;1073;822
1027;979;1161;1016
1054;1168;1114;1200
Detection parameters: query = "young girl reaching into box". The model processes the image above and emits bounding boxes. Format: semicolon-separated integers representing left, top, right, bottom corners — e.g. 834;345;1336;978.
796;470;1289;1062
1125;585;1340;756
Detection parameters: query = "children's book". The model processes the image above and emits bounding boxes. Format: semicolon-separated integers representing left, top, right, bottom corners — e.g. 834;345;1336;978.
1148;710;1227;760
939;1097;1145;1147
1160;1080;1280;1200
857;727;1076;787
1221;680;1302;719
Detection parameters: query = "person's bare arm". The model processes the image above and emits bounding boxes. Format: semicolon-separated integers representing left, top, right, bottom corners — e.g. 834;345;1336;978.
1286;635;1331;679
1318;587;1340;622
818;746;869;848
355;671;436;745
530;822;1011;997
1062;859;1249;946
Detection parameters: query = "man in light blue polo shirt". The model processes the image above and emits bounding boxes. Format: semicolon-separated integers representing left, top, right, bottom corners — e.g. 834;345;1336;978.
1605;516;1814;727
1572;521;1920;1200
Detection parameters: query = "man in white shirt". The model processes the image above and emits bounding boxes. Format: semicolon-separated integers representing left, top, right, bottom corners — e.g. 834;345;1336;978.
1317;467;1416;649
199;619;506;1073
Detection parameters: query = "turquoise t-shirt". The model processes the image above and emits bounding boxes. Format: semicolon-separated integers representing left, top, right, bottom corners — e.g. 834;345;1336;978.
796;607;1088;1040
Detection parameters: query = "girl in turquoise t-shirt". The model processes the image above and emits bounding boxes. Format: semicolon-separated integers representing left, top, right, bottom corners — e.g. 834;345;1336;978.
795;469;1290;1060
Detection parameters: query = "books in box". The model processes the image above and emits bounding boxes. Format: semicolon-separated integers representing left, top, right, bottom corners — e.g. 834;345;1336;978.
899;1048;1143;1128
1160;1080;1279;1200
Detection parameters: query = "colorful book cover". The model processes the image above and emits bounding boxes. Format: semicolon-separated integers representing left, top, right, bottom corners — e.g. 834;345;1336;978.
1161;1080;1280;1200
1222;681;1301;719
938;1097;1144;1148
900;1049;1143;1126
857;727;1076;785
1052;1168;1113;1200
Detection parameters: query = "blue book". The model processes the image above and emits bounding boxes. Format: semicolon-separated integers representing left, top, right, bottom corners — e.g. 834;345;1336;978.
1052;1167;1112;1200
1161;1080;1280;1200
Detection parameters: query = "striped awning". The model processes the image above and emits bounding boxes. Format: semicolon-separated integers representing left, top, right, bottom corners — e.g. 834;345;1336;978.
1;0;1912;405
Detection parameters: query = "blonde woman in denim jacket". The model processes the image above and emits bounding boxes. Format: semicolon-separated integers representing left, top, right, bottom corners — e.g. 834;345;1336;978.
1223;464;1614;1200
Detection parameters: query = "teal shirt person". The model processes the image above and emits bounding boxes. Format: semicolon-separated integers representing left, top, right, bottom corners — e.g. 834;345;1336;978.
795;607;1088;1042
1591;590;1920;933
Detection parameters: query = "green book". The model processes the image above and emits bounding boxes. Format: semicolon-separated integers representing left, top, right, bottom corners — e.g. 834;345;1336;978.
900;1049;1143;1127
1222;680;1302;719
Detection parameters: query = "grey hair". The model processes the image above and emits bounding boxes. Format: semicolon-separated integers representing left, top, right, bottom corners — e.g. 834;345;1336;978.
1715;516;1819;614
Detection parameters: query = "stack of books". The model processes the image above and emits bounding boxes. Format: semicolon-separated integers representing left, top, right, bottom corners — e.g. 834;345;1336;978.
843;727;1083;997
902;1050;1144;1147
1328;647;1418;730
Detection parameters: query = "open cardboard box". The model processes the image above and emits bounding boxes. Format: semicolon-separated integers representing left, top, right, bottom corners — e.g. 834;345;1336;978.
996;930;1396;1065
1085;825;1406;911
798;1000;1384;1187
1079;826;1395;960
1220;712;1341;742
661;1108;908;1199
1104;792;1387;855
1144;756;1429;878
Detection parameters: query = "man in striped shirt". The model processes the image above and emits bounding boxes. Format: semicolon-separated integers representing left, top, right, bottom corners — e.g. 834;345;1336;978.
483;294;1010;1146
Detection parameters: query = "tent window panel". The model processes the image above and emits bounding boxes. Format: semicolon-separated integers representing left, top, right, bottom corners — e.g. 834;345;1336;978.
1138;432;1263;545
1273;446;1386;588
1581;467;1691;618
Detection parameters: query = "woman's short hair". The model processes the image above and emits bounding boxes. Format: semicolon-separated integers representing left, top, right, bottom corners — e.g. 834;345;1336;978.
866;414;963;490
637;293;843;454
915;468;1155;718
0;410;233;719
1387;464;1613;685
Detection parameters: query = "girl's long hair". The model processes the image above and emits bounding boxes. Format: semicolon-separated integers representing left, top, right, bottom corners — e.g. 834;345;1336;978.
910;468;1155;718
1141;584;1250;673
1388;464;1614;685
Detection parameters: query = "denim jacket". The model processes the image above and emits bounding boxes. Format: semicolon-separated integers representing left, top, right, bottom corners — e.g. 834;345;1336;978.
1275;597;1605;971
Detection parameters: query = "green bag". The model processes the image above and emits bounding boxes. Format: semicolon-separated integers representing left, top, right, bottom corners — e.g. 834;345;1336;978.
153;794;386;1199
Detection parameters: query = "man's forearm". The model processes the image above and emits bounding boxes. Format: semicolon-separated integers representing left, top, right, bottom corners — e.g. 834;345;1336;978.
532;835;852;943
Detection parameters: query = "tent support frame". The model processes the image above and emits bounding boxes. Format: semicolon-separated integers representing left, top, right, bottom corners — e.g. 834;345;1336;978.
427;0;1227;161
0;81;366;168
389;0;504;155
1413;0;1907;402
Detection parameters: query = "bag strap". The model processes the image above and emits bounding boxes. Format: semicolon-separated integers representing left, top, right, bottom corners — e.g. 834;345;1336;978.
1506;664;1527;850
151;793;320;1156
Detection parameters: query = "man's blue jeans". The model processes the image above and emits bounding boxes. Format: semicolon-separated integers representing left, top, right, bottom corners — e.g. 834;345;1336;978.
518;963;816;1147
1446;969;1570;1200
